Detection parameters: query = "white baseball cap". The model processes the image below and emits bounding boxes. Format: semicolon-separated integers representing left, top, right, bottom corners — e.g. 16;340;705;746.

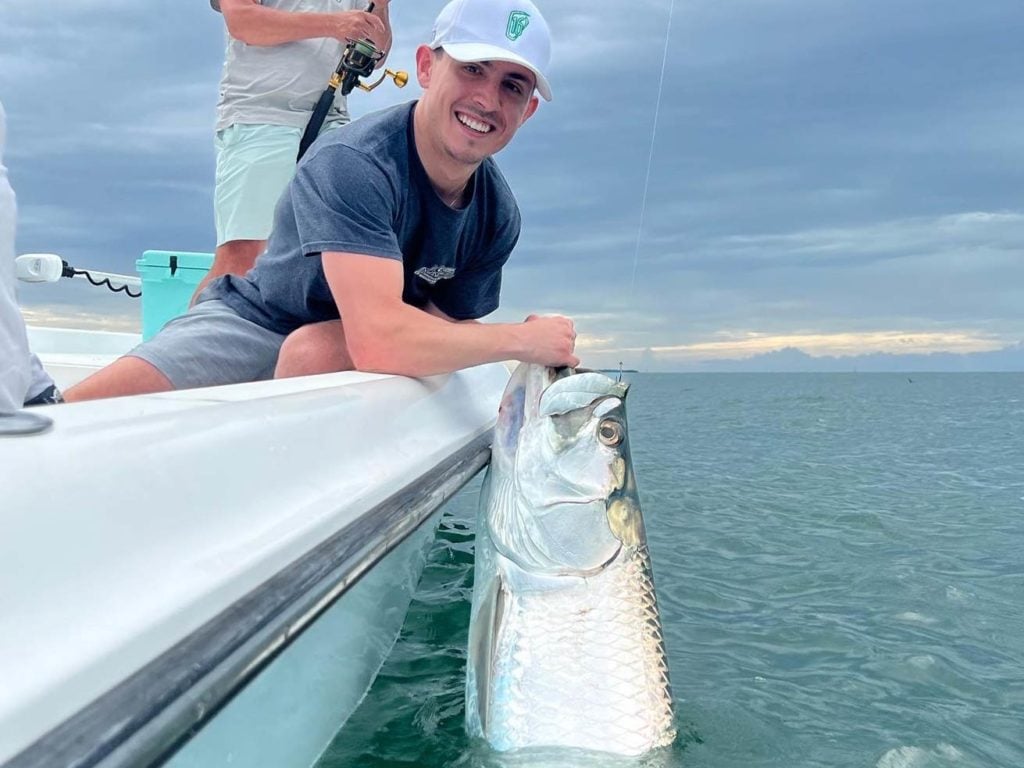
429;0;553;101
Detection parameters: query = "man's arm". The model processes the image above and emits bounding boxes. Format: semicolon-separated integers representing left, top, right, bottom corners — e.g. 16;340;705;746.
219;0;386;48
323;252;578;377
370;0;393;66
424;302;478;324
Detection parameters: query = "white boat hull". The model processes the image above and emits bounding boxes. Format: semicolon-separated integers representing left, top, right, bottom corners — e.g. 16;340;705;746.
1;327;509;767
165;509;440;768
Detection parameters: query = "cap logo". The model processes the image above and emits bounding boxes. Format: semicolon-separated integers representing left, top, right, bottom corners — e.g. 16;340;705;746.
506;10;530;41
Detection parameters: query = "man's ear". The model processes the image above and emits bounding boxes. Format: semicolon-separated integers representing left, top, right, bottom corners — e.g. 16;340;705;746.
520;94;540;125
415;45;435;89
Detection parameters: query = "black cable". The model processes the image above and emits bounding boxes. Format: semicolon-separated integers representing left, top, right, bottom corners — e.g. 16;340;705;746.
68;267;141;298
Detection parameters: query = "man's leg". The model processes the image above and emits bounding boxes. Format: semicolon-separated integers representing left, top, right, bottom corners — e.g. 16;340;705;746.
193;124;304;304
66;300;286;402
275;320;355;379
65;357;173;402
191;239;264;303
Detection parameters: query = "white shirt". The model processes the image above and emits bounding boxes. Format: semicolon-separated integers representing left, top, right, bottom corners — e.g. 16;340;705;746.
215;0;368;131
0;101;32;414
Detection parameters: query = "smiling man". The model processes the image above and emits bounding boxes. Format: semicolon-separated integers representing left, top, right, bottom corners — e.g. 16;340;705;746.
66;0;577;402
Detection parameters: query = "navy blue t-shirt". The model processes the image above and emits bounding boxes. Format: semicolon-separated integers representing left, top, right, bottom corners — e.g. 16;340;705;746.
208;101;521;335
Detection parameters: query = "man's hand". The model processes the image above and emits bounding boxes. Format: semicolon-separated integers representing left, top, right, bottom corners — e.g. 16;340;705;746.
331;11;386;45
220;0;389;48
518;314;580;368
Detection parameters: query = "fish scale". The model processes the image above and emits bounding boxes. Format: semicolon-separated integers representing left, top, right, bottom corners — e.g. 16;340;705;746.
487;546;675;755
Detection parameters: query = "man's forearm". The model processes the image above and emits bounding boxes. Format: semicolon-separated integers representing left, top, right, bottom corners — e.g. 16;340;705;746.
371;1;393;64
224;4;356;47
347;303;523;377
323;254;576;375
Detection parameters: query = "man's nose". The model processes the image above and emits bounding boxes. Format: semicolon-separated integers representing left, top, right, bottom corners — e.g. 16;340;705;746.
469;79;500;113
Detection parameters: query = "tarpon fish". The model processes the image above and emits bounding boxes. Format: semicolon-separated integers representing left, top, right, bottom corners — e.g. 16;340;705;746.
466;364;675;756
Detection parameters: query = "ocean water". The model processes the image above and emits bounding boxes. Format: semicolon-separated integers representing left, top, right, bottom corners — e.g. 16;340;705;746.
317;373;1024;768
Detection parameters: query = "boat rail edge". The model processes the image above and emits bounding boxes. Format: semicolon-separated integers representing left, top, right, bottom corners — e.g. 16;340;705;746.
4;431;493;768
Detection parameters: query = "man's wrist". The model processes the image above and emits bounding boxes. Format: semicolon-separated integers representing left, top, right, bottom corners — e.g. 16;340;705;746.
501;322;527;361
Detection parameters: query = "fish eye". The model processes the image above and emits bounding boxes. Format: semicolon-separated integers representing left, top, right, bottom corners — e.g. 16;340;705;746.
598;419;623;447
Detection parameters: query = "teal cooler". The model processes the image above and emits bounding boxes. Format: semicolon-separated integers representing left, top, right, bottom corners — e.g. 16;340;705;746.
136;250;214;340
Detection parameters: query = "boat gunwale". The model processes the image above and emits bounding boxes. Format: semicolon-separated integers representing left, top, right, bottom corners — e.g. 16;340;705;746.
4;431;493;768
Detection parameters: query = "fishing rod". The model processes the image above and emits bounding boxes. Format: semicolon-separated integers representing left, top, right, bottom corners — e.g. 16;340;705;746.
297;1;408;160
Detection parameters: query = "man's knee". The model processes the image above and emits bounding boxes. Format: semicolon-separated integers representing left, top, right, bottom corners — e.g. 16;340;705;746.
275;321;354;379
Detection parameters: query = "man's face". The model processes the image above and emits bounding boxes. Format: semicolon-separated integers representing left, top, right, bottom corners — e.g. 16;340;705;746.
416;47;540;167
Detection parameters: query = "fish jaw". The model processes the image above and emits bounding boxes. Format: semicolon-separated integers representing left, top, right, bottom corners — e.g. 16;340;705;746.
487;364;642;575
487;473;623;576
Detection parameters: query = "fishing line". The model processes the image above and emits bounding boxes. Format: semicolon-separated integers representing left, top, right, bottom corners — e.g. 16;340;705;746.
628;0;676;301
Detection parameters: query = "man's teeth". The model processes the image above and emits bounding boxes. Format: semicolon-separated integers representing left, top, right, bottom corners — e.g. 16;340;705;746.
457;113;492;134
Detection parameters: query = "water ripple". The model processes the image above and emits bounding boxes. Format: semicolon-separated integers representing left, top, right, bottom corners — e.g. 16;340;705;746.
317;374;1024;768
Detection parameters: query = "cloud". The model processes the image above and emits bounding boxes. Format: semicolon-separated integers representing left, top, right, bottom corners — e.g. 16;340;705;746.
3;0;1022;370
638;330;1006;359
17;279;140;333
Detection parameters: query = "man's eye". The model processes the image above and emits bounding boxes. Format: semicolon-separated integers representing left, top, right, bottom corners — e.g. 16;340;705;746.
505;81;523;94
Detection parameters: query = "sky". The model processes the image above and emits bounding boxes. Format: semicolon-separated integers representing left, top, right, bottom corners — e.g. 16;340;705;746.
1;0;1022;371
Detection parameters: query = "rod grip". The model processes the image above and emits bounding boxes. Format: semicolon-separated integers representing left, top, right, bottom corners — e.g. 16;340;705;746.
297;87;338;161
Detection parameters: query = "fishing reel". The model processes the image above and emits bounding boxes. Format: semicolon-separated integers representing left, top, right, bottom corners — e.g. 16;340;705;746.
336;38;408;96
296;9;409;161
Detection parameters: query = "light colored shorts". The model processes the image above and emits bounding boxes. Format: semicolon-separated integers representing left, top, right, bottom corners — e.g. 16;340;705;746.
127;299;287;390
213;122;341;246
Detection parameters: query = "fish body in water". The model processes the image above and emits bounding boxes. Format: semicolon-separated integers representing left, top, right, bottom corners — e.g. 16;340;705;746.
466;364;675;756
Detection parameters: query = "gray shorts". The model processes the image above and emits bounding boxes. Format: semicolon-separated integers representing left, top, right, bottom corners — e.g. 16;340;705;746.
127;299;287;390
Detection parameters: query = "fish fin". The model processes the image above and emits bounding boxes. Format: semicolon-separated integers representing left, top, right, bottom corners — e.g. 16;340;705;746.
467;568;508;739
488;579;507;734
